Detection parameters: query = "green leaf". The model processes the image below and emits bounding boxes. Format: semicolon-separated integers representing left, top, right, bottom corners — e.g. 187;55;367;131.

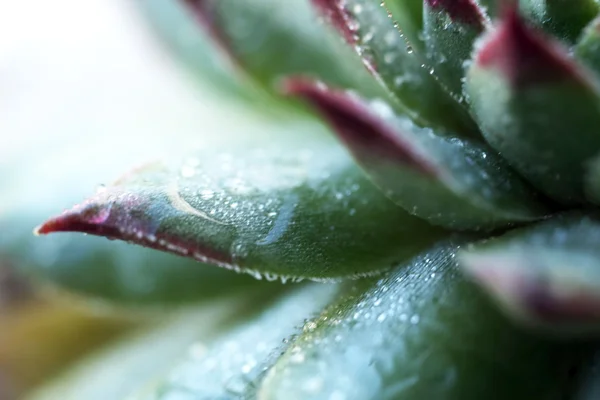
143;284;339;399
314;0;476;134
465;7;600;205
37;119;445;281
383;0;424;52
180;0;383;98
575;16;600;78
519;0;599;44
259;240;590;399
287;80;549;231
423;0;489;101
1;113;264;306
460;212;600;335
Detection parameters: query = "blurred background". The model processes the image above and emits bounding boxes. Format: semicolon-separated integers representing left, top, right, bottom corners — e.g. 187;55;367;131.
0;1;270;398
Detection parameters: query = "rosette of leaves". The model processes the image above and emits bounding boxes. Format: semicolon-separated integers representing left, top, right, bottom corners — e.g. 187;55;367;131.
28;0;600;398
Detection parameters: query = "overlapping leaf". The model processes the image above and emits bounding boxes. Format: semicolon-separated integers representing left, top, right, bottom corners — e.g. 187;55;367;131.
314;0;476;133
259;241;590;399
287;79;549;231
466;7;600;204
179;0;382;98
461;212;600;335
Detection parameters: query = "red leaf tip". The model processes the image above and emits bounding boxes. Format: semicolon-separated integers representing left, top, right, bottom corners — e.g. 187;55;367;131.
426;0;487;30
475;5;590;88
282;78;439;177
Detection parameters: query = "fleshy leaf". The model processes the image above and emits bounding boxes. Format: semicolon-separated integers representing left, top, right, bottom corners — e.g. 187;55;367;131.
461;212;600;335
179;0;382;98
37;121;444;281
144;284;339;399
519;0;599;44
423;0;489;100
1;122;263;306
259;240;590;399
575;16;600;78
286;80;549;231
313;0;476;134
383;0;424;52
466;7;600;204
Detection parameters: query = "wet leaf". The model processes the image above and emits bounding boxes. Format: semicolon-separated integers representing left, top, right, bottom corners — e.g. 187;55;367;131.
38;118;445;281
461;212;600;335
423;0;489;101
259;240;589;400
314;0;476;134
383;0;424;52
466;7;600;204
180;0;382;98
287;80;549;231
143;284;339;399
1;105;264;305
519;0;599;43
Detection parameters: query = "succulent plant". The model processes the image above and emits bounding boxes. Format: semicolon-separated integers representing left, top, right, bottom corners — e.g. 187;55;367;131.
12;0;600;398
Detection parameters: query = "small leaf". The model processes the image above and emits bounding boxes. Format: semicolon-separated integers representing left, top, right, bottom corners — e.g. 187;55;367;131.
313;0;476;134
466;7;600;204
519;0;599;44
423;0;489;100
145;284;339;399
37;121;444;281
259;240;590;400
383;0;424;52
179;0;383;98
460;212;600;335
286;80;549;231
575;16;600;78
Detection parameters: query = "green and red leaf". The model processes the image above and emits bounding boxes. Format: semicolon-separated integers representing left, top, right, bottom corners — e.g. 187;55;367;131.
286;79;549;231
37;120;444;281
466;6;600;204
461;212;600;335
313;0;476;134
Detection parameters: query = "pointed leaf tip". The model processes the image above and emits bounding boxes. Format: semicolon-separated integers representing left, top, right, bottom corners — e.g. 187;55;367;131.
282;79;440;177
284;79;549;230
38;196;235;270
460;214;600;335
425;0;487;29
476;5;590;88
